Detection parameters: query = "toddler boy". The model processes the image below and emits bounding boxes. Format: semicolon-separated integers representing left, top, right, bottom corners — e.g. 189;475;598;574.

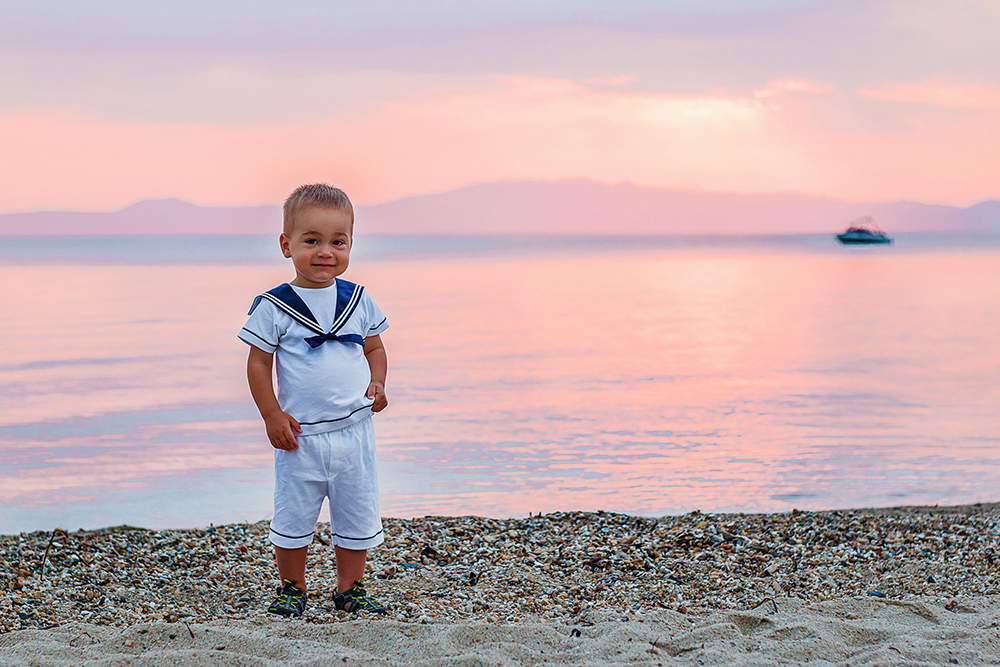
239;184;390;617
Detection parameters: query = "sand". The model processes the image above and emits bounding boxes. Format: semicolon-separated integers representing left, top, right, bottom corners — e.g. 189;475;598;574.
3;595;999;666
5;504;1000;665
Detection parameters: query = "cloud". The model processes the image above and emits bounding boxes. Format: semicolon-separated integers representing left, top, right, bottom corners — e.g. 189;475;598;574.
858;80;1000;110
4;0;996;107
5;73;994;213
581;75;639;87
754;79;833;98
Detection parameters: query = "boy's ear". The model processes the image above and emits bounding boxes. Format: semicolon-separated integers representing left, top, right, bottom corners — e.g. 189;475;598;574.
279;233;292;258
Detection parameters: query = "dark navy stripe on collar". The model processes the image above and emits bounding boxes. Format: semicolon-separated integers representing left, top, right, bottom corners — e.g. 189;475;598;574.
248;283;324;335
249;279;365;338
270;283;319;324
330;279;364;334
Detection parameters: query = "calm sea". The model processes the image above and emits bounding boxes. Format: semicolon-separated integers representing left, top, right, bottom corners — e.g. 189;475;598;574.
2;235;999;534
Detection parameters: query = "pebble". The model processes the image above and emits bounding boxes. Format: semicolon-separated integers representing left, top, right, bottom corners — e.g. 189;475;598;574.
2;503;999;632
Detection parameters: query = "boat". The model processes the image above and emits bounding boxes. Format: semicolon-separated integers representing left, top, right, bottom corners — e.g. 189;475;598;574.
836;217;892;244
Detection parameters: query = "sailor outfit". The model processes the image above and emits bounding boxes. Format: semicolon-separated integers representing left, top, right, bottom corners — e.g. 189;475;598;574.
239;279;389;550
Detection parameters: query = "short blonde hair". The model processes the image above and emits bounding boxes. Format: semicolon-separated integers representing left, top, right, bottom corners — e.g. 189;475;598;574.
282;184;354;235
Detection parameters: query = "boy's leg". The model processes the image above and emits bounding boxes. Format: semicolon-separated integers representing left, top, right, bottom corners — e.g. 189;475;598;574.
333;545;386;614
328;418;387;614
268;545;309;617
276;545;310;592
268;433;328;615
328;417;384;568
334;546;367;593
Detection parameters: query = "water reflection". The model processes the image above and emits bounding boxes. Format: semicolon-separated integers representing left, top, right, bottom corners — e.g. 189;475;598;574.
1;247;998;532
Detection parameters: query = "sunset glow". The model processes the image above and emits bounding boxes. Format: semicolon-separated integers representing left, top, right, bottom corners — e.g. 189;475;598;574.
3;248;999;527
1;1;998;212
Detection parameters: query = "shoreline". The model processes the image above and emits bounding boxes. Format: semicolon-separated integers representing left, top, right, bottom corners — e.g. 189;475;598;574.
3;503;1000;664
6;500;998;541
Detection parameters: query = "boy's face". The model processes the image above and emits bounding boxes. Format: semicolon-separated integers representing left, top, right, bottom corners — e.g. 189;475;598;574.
280;205;353;288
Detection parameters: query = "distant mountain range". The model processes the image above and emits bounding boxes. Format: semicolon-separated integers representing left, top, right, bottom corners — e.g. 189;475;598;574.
2;180;998;236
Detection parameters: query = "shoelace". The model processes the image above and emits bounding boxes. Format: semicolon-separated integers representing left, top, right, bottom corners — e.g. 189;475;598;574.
275;582;304;607
348;592;375;609
337;583;379;610
277;590;302;604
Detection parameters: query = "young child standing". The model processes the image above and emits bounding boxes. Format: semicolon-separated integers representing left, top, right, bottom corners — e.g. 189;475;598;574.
239;184;390;617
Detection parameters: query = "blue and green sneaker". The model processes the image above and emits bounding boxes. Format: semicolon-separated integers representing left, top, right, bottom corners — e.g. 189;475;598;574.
267;579;307;617
333;580;388;615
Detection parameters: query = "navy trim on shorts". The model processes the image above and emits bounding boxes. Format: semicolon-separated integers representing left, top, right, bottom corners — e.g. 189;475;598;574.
297;404;374;426
269;525;315;540
332;528;384;542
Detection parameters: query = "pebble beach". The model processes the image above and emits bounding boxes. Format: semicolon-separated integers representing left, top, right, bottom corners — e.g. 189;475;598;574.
3;503;1000;665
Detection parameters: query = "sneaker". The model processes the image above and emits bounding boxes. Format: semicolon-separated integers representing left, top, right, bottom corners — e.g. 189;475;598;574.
267;579;307;617
333;580;388;615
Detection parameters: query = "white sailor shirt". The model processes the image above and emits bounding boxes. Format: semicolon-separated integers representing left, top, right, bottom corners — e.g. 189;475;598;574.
238;279;389;435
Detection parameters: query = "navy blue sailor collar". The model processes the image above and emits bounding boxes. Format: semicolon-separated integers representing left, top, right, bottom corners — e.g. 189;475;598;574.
248;279;366;348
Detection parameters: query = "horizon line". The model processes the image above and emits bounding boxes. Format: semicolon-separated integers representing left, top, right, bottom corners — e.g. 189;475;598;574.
3;178;998;217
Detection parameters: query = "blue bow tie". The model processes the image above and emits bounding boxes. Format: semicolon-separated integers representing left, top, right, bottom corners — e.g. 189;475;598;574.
304;333;366;349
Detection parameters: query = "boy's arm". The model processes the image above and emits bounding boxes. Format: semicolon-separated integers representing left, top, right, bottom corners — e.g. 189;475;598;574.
364;334;388;412
247;346;301;450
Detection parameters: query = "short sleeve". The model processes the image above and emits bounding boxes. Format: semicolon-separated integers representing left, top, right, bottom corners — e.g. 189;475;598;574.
362;291;389;337
238;298;284;353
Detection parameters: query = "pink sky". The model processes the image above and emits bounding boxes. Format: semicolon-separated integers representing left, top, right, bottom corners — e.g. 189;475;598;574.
1;1;998;213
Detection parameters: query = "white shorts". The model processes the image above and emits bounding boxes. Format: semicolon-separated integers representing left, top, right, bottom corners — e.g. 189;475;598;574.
269;416;384;550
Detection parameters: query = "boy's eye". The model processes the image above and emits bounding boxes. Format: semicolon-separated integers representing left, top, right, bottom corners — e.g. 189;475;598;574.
333;240;345;246
305;239;317;244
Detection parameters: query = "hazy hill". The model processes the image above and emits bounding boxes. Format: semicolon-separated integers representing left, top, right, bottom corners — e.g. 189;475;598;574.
1;181;998;236
0;199;279;236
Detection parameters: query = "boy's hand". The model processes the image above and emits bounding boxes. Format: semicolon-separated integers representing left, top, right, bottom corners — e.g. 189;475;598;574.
264;411;302;450
366;381;388;412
